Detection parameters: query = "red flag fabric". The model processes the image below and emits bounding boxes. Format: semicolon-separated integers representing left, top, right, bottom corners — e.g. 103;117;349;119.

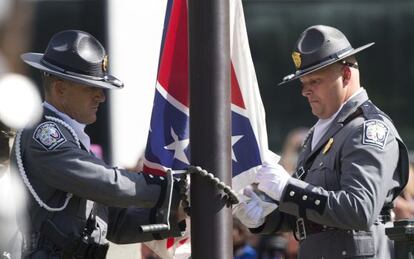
143;0;279;257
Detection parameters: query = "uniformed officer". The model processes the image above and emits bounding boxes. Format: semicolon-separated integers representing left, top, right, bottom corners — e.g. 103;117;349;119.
11;30;186;258
234;25;409;258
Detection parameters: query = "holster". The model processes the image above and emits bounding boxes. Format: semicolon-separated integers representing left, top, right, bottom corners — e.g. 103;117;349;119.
32;219;108;259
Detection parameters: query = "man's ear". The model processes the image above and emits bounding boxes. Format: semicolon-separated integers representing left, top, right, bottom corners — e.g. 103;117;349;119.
53;79;66;97
342;66;351;85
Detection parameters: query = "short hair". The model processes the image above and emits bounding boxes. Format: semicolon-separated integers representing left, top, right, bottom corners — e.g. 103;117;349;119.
337;56;359;70
344;55;358;63
42;72;60;96
342;55;358;66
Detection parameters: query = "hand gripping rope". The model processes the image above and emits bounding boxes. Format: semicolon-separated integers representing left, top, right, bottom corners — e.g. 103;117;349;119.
179;166;239;216
139;166;239;234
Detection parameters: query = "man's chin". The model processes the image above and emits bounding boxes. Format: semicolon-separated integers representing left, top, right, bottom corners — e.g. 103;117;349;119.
84;116;97;125
311;108;320;118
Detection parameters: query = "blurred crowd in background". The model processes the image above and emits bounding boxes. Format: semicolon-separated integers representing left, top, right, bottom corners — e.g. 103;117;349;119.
2;1;414;259
140;126;414;258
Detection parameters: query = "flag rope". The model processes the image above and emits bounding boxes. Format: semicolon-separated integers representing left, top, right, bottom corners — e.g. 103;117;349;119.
178;166;239;216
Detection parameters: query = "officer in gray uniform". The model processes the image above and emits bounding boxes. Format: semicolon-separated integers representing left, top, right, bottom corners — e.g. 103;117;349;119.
11;30;186;258
234;25;409;258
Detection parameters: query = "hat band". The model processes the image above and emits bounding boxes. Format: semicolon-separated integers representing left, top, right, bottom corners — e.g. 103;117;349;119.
40;58;123;88
299;46;354;72
42;55;103;77
40;58;108;80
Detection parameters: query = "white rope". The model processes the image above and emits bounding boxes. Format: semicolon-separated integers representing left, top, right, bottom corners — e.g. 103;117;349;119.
15;116;81;212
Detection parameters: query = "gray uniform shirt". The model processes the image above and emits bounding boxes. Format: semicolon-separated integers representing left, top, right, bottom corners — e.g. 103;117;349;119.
252;89;409;259
11;107;185;256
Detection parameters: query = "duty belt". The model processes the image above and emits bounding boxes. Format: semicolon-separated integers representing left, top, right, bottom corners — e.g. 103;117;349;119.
294;218;337;241
32;219;109;259
294;211;392;241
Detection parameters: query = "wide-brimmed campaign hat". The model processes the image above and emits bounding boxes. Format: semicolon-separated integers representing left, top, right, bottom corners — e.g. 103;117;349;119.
21;30;124;89
279;25;374;86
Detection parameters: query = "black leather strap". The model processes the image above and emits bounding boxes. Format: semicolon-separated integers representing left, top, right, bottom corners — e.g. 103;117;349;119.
297;105;365;183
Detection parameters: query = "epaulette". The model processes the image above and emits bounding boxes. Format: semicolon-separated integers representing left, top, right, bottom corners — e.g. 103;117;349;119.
359;100;392;122
342;107;363;126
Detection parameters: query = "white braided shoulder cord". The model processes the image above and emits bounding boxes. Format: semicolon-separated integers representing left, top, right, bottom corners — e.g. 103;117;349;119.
15;116;81;212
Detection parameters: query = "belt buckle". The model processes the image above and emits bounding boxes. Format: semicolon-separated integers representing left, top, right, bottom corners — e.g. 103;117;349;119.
296;217;307;241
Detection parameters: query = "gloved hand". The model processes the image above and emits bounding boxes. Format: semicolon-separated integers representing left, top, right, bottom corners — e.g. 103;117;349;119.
233;187;278;228
256;162;291;201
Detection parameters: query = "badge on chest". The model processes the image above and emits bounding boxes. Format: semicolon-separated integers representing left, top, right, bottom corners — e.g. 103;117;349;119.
322;138;334;154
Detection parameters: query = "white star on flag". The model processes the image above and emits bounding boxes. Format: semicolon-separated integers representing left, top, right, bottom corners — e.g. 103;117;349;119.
164;127;190;164
231;135;243;162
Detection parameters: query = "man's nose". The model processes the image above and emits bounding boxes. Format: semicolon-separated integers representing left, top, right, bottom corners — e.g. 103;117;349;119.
301;84;311;97
96;89;106;103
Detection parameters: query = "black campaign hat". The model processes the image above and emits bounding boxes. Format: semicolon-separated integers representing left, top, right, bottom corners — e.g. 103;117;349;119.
21;30;124;89
279;25;374;86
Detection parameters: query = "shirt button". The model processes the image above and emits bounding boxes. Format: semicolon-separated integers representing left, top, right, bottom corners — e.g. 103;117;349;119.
315;200;320;205
342;250;347;256
302;195;308;200
319;162;324;167
289;191;295;197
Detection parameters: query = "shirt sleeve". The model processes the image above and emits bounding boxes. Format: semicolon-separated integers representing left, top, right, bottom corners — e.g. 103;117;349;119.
23;121;164;209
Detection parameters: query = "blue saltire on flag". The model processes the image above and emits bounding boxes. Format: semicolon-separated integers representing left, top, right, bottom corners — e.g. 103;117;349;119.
143;0;278;257
143;0;267;188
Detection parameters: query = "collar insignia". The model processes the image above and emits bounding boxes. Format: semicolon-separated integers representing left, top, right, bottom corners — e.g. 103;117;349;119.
322;138;334;154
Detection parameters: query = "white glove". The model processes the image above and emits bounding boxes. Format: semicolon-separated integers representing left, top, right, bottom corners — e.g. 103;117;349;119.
256;162;291;201
233;187;278;228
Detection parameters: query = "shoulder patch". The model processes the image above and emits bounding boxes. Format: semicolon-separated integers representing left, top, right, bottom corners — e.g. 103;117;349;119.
362;119;389;149
33;122;67;150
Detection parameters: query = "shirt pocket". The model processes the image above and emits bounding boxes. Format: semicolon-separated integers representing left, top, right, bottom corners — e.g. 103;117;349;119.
305;156;340;191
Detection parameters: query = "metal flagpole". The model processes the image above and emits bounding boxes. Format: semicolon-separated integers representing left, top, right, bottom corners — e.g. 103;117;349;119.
189;0;232;258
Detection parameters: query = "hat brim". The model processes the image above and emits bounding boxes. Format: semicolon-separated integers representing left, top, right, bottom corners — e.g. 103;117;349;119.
21;53;124;90
278;42;375;86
